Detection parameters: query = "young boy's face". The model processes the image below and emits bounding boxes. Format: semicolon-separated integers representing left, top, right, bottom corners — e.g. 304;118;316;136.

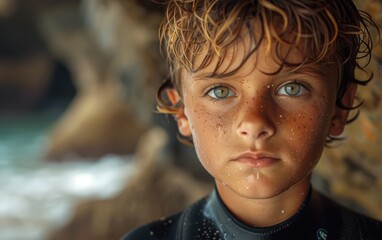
173;35;354;200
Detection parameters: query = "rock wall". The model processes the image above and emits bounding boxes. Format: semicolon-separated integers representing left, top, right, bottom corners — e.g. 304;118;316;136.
36;0;164;159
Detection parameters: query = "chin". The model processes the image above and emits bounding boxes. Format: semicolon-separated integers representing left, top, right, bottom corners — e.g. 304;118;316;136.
227;181;285;200
238;188;281;200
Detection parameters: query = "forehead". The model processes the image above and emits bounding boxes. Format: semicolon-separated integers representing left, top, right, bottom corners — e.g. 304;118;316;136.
189;28;335;81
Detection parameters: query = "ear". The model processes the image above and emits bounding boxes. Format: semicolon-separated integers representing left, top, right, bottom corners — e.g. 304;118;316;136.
166;89;192;137
329;83;357;136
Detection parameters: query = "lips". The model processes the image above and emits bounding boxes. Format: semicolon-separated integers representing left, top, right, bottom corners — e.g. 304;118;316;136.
233;152;280;168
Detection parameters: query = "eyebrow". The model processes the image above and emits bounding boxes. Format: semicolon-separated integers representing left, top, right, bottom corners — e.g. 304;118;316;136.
280;65;329;79
190;63;332;81
190;72;234;81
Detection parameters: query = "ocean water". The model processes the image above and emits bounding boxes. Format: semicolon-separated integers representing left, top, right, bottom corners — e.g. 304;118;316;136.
0;110;135;240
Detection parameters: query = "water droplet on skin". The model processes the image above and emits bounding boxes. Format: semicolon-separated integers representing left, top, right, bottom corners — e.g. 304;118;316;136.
281;209;285;214
256;172;260;180
222;181;228;186
217;124;223;133
247;174;254;183
280;115;283;118
247;172;261;182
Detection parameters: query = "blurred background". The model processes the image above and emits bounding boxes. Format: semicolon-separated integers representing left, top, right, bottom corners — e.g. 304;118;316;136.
0;0;381;239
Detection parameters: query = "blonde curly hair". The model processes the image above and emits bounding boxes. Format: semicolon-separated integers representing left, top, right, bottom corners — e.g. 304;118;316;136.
157;0;378;144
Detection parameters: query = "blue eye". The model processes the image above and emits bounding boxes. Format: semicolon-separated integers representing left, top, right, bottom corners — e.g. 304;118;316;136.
277;82;307;96
207;86;235;99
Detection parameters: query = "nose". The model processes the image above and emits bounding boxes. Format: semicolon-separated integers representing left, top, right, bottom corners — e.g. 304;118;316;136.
236;101;276;143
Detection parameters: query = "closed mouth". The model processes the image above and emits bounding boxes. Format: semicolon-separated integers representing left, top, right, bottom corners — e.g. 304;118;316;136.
233;152;280;167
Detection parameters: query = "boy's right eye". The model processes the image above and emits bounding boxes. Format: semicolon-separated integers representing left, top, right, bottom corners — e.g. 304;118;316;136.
207;85;236;99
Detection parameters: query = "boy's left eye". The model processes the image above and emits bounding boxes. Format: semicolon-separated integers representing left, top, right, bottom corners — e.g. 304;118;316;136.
207;85;236;99
277;82;308;96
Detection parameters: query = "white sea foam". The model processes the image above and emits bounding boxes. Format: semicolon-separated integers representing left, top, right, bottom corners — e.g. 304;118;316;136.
0;111;136;240
0;155;136;240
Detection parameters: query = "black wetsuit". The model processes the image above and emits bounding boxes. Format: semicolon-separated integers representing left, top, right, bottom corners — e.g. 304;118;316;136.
122;187;382;240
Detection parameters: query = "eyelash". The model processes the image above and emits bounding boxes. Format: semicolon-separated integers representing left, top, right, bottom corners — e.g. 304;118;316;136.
203;80;309;102
204;84;236;101
276;80;309;97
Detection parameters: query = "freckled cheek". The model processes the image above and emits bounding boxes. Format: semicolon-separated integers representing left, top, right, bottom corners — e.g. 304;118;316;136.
281;105;332;158
187;105;233;137
185;107;221;171
185;103;235;169
186;104;209;129
295;113;330;140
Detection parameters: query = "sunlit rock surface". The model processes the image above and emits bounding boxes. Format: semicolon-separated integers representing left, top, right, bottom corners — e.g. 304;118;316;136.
36;0;164;160
44;81;147;160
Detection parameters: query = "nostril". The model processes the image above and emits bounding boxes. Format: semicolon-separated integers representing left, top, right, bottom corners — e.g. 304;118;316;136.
241;131;248;136
258;131;268;138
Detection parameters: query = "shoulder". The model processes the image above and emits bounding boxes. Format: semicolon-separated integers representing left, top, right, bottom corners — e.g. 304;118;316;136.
316;191;382;239
121;195;211;240
121;223;153;240
121;213;182;240
343;208;382;239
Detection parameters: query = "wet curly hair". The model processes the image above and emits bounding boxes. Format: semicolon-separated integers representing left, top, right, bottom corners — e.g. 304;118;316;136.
156;0;378;144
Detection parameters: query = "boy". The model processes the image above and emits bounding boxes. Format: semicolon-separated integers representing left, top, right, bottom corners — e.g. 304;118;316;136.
123;0;382;239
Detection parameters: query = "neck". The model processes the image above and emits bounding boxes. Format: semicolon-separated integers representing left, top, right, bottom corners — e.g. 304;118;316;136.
215;176;311;228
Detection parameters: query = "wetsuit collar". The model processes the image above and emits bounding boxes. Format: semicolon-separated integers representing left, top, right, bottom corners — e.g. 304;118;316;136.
202;186;316;240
